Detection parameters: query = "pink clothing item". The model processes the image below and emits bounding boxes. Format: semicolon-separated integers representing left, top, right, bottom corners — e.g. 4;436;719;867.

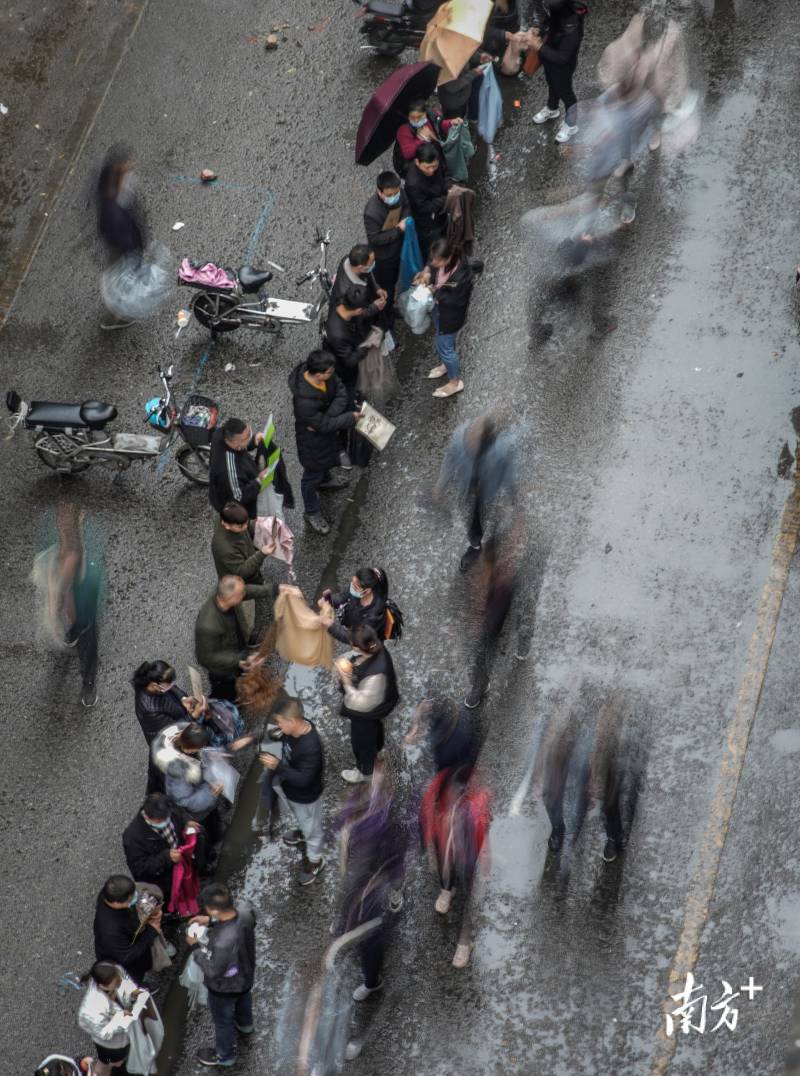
179;258;235;289
395;117;454;160
435;264;457;289
168;823;201;918
254;516;295;573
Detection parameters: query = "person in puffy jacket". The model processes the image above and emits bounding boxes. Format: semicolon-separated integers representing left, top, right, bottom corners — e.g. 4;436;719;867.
288;350;359;536
415;237;475;399
335;624;400;785
77;962;144;1075
319;566;389;645
187;884;257;1069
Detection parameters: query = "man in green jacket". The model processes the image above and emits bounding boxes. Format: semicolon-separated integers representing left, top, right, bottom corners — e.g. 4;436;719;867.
195;575;275;701
211;502;276;634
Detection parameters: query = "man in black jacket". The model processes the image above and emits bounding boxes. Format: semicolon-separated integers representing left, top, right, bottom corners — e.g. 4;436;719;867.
189;884;257;1069
208;417;293;520
123;793;193;897
258;697;326;885
93;874;162;984
529;0;587;144
405;144;450;260
364;171;410;328
288;350;359;535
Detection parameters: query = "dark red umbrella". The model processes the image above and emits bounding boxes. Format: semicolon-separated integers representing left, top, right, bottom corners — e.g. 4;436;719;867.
355;61;440;166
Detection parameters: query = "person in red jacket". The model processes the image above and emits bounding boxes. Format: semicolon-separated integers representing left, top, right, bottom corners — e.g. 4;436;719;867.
420;765;491;968
394;99;457;174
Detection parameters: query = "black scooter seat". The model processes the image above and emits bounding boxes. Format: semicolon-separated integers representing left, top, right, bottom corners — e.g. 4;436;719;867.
25;400;117;430
238;266;274;293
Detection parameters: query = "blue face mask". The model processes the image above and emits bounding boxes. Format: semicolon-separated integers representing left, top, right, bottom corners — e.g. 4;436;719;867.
410;117;427;129
350;583;364;599
362;263;375;274
148;819;169;830
128;891;139;908
382;192;401;206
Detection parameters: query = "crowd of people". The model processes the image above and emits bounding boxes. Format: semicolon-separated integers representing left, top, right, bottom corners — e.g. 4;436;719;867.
33;2;698;1072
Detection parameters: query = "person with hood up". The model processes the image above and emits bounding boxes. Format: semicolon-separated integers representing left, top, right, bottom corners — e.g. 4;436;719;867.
288;349;360;536
151;722;230;842
528;0;588;143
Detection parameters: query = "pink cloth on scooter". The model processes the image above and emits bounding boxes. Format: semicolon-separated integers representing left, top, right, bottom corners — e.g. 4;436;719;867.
179;259;235;289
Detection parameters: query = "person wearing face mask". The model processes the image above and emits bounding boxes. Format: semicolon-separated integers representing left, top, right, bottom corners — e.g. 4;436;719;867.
77;962;143;1075
363;172;410;327
318;567;389;646
122;793;195;900
329;244;387;330
414;237;475;398
208;416;293;521
93;875;163;984
132;660;194;794
394;99;455;175
404;144;451;261
334;624;400;785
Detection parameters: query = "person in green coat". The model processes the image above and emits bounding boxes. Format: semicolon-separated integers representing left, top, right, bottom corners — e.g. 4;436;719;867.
195;575;275;701
211;502;276;634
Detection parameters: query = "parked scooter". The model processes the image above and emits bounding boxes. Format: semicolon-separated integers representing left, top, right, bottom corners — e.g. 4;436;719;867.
353;0;519;58
5;365;217;483
181;229;333;338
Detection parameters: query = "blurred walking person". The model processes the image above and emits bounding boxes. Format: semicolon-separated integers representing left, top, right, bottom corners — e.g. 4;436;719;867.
335;625;399;785
187;884;257;1069
420;765;491;967
96;146;142;330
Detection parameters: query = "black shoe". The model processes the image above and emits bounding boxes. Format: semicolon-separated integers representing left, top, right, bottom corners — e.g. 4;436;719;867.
283;829;305;847
548;826;565;853
235;1023;255;1035
459;544;481;573
464;683;487;709
319;474;350;491
81;682;98;708
196;1046;235;1068
304;513;331;535
602;838;618;863
298;855;326;886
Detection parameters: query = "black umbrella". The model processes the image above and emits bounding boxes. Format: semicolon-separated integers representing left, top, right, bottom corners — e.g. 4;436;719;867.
355;61;440;166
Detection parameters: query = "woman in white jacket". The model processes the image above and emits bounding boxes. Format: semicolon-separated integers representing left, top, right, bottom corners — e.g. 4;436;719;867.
77;962;139;1075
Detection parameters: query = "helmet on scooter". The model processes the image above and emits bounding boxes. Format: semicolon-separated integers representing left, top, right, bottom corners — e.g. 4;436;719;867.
144;397;172;430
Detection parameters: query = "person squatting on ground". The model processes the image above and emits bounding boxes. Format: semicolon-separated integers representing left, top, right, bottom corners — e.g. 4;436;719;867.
187;884;257;1069
257;696;327;886
334;624;399;785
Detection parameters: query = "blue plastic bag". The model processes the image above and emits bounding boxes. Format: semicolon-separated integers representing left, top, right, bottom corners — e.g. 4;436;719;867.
477;63;503;145
398;216;424;294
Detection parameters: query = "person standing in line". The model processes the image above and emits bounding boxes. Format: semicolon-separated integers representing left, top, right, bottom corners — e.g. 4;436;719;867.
208;416;293;520
319;566;389;645
93;875;163;984
211;502;277;636
122;792;193;899
335;624;399;785
329;244;387;330
132;660;193;794
257;697;326;885
194;575;273;700
529;0;588;143
404;144;450;260
76;962;145;1075
363;171;410;326
414;237;475;399
187;884;257;1069
288;349;360;536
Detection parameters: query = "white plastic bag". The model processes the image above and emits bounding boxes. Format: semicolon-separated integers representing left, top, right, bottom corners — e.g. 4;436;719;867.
179;950;208;1010
397;284;434;335
101;242;173;321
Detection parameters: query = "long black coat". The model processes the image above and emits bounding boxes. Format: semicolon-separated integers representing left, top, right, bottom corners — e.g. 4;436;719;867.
404;163;449;242
430;259;475;334
288;362;356;473
364;191;410;267
323;307;364;389
93;896;157;984
122;807;190;896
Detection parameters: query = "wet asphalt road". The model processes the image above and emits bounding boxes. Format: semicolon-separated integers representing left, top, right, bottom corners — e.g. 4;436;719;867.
2;0;800;1073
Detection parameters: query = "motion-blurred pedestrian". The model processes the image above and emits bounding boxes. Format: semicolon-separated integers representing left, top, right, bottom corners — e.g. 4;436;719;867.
420;765;491;968
335;624;399;785
194;575;272;699
319;566;389;645
529;0;588;143
288;349;359;536
415;237;475;399
464;528;522;708
96;145;143;330
257;696;326;885
405;693;477;773
93;876;162;984
187;884;257;1069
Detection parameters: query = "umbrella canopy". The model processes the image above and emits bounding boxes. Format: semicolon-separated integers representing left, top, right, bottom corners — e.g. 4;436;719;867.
355;61;441;166
420;0;493;85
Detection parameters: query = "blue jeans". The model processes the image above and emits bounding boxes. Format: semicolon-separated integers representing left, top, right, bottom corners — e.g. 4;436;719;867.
207;989;253;1062
433;307;460;380
300;468;331;516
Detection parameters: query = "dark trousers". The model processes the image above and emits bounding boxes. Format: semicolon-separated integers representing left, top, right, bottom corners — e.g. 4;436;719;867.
207;988;253;1063
467;497;483;548
603;789;624;845
209;674;238;702
77;621;98;688
360;927;385;989
301;468;331;516
544;62;578;124
374;257;401;330
349;717;384;776
146;752;166;795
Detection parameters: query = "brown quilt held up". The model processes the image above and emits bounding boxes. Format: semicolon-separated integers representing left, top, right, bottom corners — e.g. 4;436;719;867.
274;585;334;669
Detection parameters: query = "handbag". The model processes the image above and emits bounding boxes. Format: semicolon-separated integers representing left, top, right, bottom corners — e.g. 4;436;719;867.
357;329;400;409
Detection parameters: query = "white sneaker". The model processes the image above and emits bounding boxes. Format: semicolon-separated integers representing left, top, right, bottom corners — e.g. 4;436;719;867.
435;888;454;914
352;980;383;1002
555;122;578;144
341;768;369;784
533;107;560;124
